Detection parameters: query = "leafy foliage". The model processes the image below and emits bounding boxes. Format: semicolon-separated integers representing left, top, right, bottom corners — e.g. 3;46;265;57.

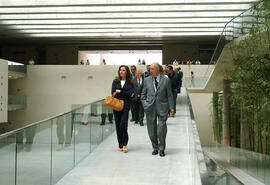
229;0;270;154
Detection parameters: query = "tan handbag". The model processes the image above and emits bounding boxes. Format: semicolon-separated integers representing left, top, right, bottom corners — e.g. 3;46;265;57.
104;92;124;111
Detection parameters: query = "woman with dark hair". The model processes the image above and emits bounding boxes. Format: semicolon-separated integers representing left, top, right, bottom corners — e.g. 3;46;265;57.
111;65;134;153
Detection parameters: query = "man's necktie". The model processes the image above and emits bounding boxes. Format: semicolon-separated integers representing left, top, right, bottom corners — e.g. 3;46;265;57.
154;77;158;89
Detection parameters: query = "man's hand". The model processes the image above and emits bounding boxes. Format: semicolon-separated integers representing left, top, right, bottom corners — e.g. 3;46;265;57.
115;89;121;93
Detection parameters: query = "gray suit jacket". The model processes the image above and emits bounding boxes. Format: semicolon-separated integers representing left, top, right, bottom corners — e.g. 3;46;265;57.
141;75;174;117
133;77;144;100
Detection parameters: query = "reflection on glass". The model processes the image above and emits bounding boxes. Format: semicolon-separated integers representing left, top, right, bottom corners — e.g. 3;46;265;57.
0;100;116;185
205;155;244;185
52;113;74;184
74;106;91;164
16;122;51;185
0;135;16;185
207;144;270;184
184;77;208;88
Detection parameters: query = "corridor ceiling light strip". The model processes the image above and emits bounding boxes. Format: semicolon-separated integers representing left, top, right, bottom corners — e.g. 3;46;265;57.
0;4;251;14
0;0;258;6
9;23;227;29
29;32;222;37
1;18;232;24
0;11;243;20
19;28;224;33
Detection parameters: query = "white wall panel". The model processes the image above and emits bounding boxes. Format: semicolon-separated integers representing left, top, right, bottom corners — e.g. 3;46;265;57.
0;59;8;123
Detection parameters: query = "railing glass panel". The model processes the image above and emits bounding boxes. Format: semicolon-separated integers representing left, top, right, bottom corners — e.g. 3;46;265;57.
0;99;115;185
184;77;208;88
205;155;244;185
8;65;27;74
51;113;74;185
0;135;16;185
16;122;51;185
204;2;265;79
205;144;270;184
8;96;26;106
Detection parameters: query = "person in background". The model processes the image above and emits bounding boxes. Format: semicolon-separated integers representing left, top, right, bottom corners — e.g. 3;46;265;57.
191;71;195;87
102;59;106;65
28;58;35;65
133;70;144;126
130;65;136;79
137;59;142;65
130;65;137;122
173;59;178;65
56;114;72;151
141;63;174;157
164;65;169;76
111;65;134;153
17;127;36;152
100;104;113;125
80;60;84;65
175;67;183;92
85;59;90;65
144;65;151;78
142;59;146;65
167;66;181;117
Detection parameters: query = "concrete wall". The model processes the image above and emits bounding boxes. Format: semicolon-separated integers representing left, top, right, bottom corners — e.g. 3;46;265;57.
1;44;203;66
8;65;213;144
163;44;199;65
189;93;213;146
46;46;78;65
1;46;38;64
0;45;78;65
0;59;8;123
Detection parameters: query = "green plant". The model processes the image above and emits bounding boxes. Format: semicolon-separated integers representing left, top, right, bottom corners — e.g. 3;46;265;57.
228;0;270;154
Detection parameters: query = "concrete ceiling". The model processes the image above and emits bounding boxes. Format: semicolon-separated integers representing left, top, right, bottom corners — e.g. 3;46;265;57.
0;0;257;45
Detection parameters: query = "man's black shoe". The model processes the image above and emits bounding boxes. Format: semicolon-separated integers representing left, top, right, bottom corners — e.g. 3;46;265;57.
135;121;138;124
130;119;135;122
152;150;158;155
160;150;165;157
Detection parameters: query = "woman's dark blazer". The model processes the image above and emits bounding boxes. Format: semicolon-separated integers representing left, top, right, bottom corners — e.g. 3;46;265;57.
111;80;134;110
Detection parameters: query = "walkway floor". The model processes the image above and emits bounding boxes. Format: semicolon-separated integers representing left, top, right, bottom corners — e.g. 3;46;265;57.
56;90;193;185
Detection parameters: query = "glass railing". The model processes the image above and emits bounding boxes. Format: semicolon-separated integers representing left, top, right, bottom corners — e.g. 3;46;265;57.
186;89;209;185
204;144;270;185
204;154;244;185
8;95;27;110
204;2;262;78
184;77;208;88
8;65;27;74
0;99;115;185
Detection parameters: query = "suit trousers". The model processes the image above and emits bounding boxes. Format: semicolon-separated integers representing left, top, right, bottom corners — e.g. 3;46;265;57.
57;115;72;146
172;91;177;113
113;109;129;148
130;99;136;120
134;99;144;123
145;106;168;151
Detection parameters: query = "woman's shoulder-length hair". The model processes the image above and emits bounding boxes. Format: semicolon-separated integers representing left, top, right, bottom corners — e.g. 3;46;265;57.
113;65;133;84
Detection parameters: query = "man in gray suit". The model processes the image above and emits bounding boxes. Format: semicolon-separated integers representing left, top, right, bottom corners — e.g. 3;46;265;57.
141;63;174;157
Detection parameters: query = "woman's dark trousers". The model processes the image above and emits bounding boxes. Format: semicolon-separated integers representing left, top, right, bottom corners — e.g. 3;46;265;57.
113;109;129;148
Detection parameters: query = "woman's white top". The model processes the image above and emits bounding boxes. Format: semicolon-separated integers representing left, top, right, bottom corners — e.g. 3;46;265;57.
120;80;126;88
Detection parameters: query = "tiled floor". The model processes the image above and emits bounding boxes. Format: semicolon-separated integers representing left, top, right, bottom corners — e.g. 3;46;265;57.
56;90;194;185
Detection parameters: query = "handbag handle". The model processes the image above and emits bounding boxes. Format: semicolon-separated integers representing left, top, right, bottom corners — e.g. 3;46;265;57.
112;92;117;97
